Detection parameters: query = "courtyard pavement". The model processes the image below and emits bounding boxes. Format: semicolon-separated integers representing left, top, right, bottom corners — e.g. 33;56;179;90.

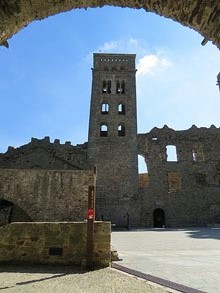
111;227;220;293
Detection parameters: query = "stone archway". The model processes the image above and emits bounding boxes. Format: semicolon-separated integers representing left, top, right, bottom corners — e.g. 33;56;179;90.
0;1;219;48
0;198;13;226
0;198;31;226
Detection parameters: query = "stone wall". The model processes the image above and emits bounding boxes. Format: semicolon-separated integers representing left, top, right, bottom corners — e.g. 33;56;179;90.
137;125;220;227
0;222;111;267
0;169;93;223
0;1;219;49
0;137;89;170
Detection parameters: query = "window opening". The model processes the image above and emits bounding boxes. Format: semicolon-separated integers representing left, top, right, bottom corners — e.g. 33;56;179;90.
121;80;125;94
118;103;125;115
192;145;204;161
107;80;111;93
101;103;109;114
102;80;107;93
116;81;121;93
138;155;148;174
100;124;108;137
166;145;177;161
118;124;125;136
116;81;125;94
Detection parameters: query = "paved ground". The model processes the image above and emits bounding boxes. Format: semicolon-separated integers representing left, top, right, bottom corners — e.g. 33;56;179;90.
0;265;173;292
111;228;220;293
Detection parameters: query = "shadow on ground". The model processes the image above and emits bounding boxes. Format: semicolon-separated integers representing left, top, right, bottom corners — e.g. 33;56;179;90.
0;264;96;274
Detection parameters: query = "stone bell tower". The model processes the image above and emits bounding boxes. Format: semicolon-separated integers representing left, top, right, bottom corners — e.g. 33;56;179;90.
88;53;138;227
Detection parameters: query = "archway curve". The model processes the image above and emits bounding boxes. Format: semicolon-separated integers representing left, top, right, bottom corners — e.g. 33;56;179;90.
0;1;219;48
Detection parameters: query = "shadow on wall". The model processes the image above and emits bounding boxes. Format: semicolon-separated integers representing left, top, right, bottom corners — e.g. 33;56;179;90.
0;198;31;226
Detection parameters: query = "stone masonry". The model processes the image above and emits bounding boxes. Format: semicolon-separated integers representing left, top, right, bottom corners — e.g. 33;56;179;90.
0;222;111;267
0;53;220;228
88;54;139;226
0;1;220;49
138;125;220;227
0;169;93;225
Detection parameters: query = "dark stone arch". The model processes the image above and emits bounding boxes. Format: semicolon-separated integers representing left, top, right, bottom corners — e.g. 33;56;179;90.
0;1;219;48
0;198;13;226
0;198;31;226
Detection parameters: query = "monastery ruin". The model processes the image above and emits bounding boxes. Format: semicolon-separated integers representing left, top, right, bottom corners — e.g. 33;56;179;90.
1;53;220;229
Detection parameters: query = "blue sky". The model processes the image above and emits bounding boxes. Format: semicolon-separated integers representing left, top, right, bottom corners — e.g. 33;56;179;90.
0;6;220;154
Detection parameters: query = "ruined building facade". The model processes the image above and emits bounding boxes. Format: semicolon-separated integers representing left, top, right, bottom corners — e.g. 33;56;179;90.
1;53;220;228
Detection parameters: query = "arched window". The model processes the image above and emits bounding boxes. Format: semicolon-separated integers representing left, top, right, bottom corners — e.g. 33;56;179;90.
116;80;125;94
102;80;107;93
138;155;148;174
166;145;178;161
118;124;125;136
138;155;149;188
100;124;108;137
116;81;121;93
101;103;109;114
118;103;125;115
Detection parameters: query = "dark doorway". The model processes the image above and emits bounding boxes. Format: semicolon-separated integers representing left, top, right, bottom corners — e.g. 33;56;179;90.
153;208;165;228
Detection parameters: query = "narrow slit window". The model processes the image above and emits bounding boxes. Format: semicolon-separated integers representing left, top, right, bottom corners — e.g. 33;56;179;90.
118;124;125;136
118;103;125;115
100;124;108;137
101;103;109;114
166;145;178;161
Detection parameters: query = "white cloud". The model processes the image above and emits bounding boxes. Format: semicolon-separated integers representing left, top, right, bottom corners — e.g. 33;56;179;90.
96;38;148;56
136;54;172;76
137;43;220;133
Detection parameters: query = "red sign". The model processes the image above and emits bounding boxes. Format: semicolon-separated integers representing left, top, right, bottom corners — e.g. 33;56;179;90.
87;208;95;220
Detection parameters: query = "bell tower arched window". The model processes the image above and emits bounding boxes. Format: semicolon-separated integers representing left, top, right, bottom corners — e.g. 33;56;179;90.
102;80;107;93
118;103;125;115
116;80;125;94
101;103;109;114
100;124;108;137
121;80;125;94
107;80;111;93
118;124;125;136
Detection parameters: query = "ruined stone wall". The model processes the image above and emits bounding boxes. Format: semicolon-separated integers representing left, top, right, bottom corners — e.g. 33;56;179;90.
0;169;93;223
0;137;89;170
0;222;111;267
138;125;220;228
